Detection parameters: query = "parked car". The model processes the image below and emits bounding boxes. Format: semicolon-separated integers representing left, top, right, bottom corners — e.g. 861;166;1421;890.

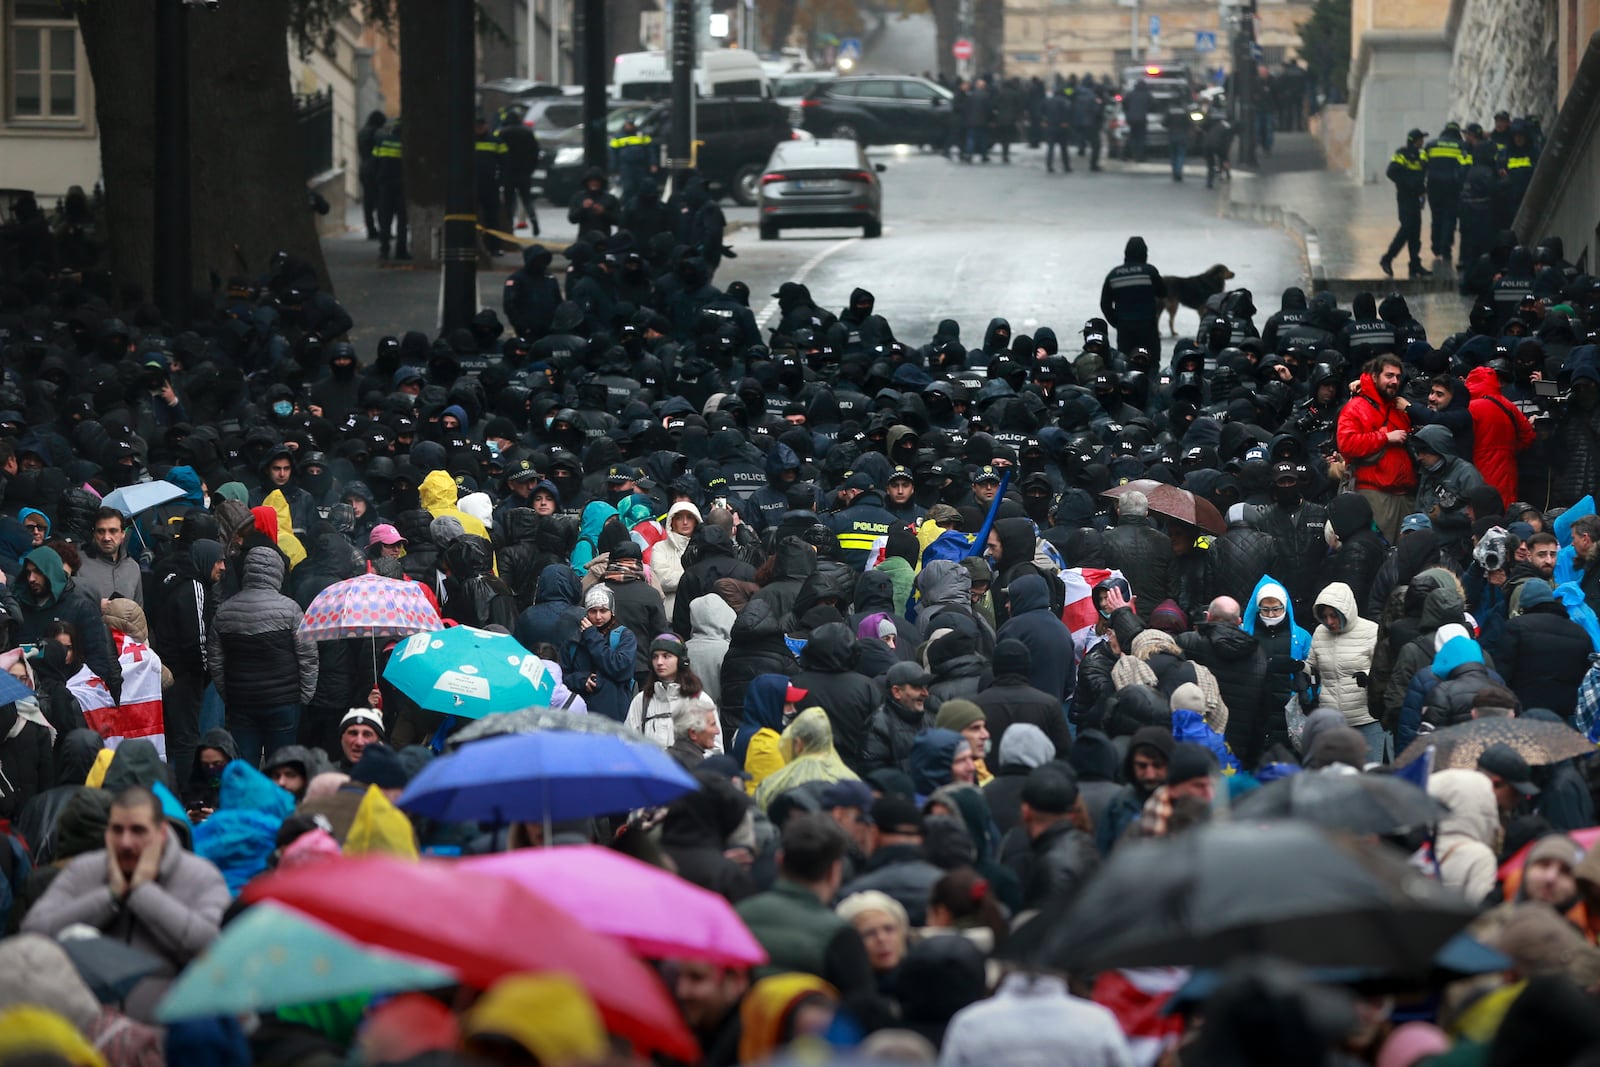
1117;64;1198;157
798;75;954;149
541;98;795;207
774;70;837;115
757;137;884;240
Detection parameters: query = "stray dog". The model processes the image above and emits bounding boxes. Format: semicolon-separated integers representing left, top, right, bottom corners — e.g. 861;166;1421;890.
1160;264;1235;336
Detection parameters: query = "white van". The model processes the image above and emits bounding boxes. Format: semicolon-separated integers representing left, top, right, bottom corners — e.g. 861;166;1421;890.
613;48;768;101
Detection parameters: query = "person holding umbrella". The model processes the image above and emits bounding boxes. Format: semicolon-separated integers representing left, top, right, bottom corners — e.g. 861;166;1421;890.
561;587;637;724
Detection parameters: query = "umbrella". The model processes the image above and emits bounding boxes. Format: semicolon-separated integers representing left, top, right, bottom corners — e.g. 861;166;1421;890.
447;704;653;749
59;935;162;1004
1101;479;1226;535
301;573;442;642
0;671;34;707
383;626;555;718
463;845;767;967
398;731;698;824
1394;718;1596;770
1497;826;1600;881
157;901;456;1023
242;856;699;1060
101;480;186;518
1016;822;1477;975
1230;770;1447;836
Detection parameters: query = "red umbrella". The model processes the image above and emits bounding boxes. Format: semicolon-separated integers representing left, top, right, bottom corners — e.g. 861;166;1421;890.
1102;479;1227;536
243;855;697;1060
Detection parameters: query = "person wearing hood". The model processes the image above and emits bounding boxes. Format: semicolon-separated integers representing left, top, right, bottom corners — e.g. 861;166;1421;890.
994;574;1075;702
1302;581;1382;762
1410;423;1485;544
262;744;323;801
986;517;1061;625
513;563;585;656
1494;578;1590;719
670;519;758;637
971;639;1074;759
440;535;516;631
17;547;121;703
1163;600;1255;762
1099;236;1166;359
248;445;315;537
1427;768;1500;902
661;769;756;904
1324;493;1389;616
208;546;319;769
1240;576;1311;756
752;708;859;813
151;538;224;784
1417;632;1502;734
1097;725;1173;854
651;500;701;619
0;687;54;824
567;166;620;235
730;673;800;795
792;621;880;775
908;728;975;800
1465;364;1535;509
980;722;1056;838
685;593;736;711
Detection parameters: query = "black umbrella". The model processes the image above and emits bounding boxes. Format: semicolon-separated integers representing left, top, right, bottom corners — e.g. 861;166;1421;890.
1017;822;1477;975
1230;770;1446;836
447;705;651;749
60;934;162;1004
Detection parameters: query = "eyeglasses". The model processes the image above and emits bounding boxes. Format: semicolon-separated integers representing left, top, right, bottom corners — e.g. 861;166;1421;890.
22;522;46;531
1258;605;1287;619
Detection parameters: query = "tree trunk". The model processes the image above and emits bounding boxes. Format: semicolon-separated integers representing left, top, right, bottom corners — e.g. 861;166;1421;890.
78;3;329;305
976;0;1003;77
929;0;958;79
398;0;450;266
767;0;798;53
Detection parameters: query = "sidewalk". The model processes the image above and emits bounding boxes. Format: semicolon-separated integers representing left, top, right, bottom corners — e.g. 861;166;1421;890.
1219;132;1471;339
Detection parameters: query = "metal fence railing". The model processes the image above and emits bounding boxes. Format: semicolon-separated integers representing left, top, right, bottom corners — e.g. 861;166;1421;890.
295;89;334;179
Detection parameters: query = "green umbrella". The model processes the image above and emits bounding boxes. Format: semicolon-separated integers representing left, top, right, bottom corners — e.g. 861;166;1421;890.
157;902;457;1023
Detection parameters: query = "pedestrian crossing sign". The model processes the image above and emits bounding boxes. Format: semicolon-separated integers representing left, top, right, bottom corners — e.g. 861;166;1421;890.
838;38;861;61
1194;31;1217;52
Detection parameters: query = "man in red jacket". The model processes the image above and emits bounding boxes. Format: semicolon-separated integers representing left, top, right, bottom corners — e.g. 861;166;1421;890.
1336;354;1415;541
1466;365;1535;509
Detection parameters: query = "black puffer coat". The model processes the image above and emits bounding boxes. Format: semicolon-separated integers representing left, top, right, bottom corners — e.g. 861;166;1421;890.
669;526;757;637
718;598;799;732
860;696;926;776
1494;602;1592;718
792;622;880;773
1179;621;1269;767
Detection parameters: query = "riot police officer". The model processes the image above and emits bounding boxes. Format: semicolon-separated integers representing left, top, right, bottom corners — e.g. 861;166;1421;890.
1380;129;1430;279
474;115;508;254
1423;121;1468;263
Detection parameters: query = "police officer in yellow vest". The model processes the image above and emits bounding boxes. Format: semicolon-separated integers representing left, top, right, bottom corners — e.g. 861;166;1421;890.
828;471;903;571
474;114;509;253
1423;121;1469;263
609;121;656;206
1496;120;1539;229
372;119;408;261
1380;129;1431;280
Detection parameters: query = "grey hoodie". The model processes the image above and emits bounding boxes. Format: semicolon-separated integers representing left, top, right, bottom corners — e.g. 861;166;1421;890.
685;594;736;710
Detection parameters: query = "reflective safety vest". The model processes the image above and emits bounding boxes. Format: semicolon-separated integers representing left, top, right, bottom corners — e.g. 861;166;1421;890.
609;134;653;149
373;136;402;160
1505;153;1534;170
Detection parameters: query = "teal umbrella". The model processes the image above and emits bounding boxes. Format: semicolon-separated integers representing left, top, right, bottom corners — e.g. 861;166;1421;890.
383;625;556;718
156;902;456;1022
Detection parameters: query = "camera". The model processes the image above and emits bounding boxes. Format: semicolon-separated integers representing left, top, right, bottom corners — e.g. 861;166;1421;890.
1474;527;1509;572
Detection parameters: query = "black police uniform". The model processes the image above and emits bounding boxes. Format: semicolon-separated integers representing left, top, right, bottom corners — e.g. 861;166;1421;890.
1423;127;1468;260
1381;134;1428;276
373;123;408;260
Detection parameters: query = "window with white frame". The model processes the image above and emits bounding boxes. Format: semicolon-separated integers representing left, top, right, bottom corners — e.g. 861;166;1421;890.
9;0;80;122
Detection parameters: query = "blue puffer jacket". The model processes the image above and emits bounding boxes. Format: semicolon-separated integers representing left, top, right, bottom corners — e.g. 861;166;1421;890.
560;622;637;722
996;574;1077;700
514;564;585;652
193;761;295;893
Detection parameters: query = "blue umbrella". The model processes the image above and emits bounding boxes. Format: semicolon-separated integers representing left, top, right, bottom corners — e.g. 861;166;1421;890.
101;480;186;518
397;731;698;824
0;670;34;706
382;626;556;718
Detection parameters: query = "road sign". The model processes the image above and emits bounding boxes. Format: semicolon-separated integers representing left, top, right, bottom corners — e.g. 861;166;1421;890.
838;37;861;61
952;37;974;61
1149;15;1160;37
1194;30;1217;52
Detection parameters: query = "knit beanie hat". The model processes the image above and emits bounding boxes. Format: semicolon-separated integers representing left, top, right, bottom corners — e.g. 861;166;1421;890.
885;528;920;564
1169;682;1207;714
350;743;409;790
584;585;614;612
934;699;985;734
649;633;687;659
1526;833;1582;871
340;707;386;738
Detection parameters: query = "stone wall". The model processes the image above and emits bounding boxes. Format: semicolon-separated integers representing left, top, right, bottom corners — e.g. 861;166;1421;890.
1450;0;1559;125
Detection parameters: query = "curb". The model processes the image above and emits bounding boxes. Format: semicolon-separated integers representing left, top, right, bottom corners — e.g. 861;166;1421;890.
1219;198;1324;292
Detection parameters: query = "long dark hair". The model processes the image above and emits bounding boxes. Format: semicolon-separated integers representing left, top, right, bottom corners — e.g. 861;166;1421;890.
646;651;702;703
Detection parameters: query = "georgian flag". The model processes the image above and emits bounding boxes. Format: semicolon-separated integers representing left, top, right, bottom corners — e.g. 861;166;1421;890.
68;631;167;759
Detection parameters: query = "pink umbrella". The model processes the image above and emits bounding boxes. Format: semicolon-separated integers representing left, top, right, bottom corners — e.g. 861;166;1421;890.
462;845;767;968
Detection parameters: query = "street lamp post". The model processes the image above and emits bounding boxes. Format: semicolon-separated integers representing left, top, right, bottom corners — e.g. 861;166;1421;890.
440;0;476;332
